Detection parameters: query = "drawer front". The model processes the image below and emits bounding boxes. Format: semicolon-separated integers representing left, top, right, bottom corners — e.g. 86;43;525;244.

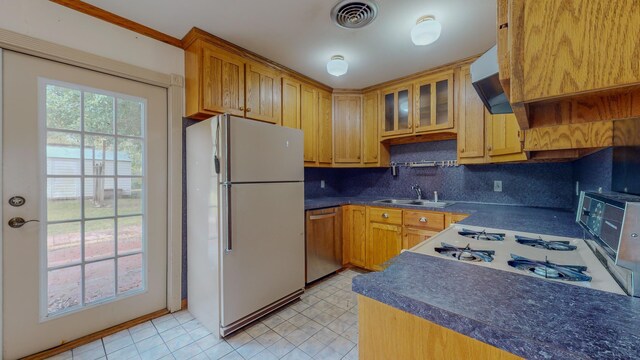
403;210;445;230
368;207;403;225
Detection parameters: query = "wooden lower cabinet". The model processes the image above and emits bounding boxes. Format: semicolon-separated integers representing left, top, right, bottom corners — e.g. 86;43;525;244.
343;205;367;267
403;227;438;250
366;221;402;271
358;295;522;360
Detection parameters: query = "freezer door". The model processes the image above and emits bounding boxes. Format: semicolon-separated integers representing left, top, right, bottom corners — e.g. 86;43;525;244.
220;182;305;328
221;115;304;183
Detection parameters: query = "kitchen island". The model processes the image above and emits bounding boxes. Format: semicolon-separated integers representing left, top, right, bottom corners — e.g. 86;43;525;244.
352;251;640;359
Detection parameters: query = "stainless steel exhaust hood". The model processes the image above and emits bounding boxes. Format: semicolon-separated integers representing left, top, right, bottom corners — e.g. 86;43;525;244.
471;45;512;114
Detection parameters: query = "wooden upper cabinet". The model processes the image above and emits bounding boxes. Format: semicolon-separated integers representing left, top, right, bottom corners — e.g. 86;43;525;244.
510;0;640;104
318;90;333;164
333;94;362;163
414;71;454;133
200;44;245;118
301;84;318;164
245;62;281;124
281;77;301;129
457;66;486;163
381;85;413;137
486;112;526;160
362;91;380;164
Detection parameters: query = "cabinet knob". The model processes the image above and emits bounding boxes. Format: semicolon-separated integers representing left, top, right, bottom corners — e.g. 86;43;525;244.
382;213;389;219
246;107;252;112
419;217;428;223
461;148;465;153
239;106;244;111
487;146;492;151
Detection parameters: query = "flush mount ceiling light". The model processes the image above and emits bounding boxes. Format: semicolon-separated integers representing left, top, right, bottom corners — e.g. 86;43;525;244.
327;55;349;77
411;15;442;46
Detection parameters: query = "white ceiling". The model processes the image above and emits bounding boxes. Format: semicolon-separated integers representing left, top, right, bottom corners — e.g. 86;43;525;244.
84;0;497;89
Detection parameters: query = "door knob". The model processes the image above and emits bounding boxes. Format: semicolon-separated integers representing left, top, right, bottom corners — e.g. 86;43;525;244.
8;217;39;228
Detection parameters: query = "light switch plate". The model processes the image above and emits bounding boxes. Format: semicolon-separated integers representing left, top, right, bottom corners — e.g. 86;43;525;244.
320;180;325;189
494;180;503;192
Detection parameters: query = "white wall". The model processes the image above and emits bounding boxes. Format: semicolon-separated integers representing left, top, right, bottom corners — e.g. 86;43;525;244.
0;0;184;77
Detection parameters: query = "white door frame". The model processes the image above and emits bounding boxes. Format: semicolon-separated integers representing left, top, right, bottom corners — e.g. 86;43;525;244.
0;27;184;356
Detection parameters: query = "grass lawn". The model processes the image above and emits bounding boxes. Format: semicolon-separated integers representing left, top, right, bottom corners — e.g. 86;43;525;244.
47;198;143;235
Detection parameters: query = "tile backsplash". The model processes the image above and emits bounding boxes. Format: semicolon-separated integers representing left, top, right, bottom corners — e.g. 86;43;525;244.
306;140;575;209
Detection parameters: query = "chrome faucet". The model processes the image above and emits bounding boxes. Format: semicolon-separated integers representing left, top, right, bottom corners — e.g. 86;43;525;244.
411;184;423;200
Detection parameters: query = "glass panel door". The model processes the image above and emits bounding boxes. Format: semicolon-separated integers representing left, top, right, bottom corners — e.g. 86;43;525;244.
44;80;146;317
435;79;449;126
398;89;410;130
384;92;394;133
417;83;432;128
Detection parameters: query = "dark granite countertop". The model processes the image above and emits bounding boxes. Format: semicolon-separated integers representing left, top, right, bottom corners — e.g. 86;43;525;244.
352;252;640;360
305;197;583;238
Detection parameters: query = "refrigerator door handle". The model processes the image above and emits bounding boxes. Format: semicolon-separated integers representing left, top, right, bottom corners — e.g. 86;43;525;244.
223;182;232;253
223;114;233;253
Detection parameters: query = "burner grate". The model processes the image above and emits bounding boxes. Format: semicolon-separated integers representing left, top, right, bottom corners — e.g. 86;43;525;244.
458;229;505;241
515;235;577;251
435;243;495;262
508;254;591;282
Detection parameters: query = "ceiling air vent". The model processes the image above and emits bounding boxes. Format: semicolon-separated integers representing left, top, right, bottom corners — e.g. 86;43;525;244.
331;0;378;29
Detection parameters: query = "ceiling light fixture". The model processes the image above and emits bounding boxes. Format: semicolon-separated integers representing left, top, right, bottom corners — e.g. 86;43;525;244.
411;15;442;46
327;55;348;77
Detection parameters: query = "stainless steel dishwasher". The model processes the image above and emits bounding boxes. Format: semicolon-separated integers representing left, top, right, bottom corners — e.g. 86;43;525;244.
305;207;343;283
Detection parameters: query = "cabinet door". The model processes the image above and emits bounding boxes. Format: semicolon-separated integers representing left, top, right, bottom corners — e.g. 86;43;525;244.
282;77;301;129
202;46;245;116
318;90;333;164
362;91;379;164
414;72;454;133
344;206;367;268
487;112;527;162
403;228;438;250
366;222;402;271
457;66;486;162
245;62;281;124
381;86;413;137
334;95;362;163
301;84;318;164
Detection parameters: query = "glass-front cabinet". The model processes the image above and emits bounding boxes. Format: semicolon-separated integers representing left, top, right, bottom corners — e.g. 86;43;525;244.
414;71;454;133
381;85;413;137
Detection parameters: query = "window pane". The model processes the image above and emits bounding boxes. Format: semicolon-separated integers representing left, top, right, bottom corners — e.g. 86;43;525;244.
47;131;81;175
48;222;81;268
117;138;143;176
85;259;115;303
48;266;81;314
384;93;394;132
118;254;143;294
46;85;81;131
84;135;115;176
84;92;114;134
118;216;142;254
84;177;115;218
419;84;431;127
47;178;81;221
117;178;142;215
117;98;144;137
85;219;115;260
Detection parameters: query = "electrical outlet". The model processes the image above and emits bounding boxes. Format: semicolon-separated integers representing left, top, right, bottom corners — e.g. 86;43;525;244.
494;180;503;192
320;180;325;189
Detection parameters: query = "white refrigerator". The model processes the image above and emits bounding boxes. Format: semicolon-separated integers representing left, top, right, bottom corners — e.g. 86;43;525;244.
187;114;305;337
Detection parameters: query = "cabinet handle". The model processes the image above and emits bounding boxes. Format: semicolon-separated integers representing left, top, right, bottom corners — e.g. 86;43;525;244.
239;106;244;111
419;217;428;223
246;107;252;112
382;213;389;219
461;148;465;153
487;146;492;151
309;213;336;220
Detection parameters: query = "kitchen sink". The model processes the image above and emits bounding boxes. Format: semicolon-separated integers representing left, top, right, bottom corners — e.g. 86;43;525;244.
374;199;452;208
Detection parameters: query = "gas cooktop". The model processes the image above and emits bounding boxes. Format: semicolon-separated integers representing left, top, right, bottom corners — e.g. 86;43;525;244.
407;225;625;295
